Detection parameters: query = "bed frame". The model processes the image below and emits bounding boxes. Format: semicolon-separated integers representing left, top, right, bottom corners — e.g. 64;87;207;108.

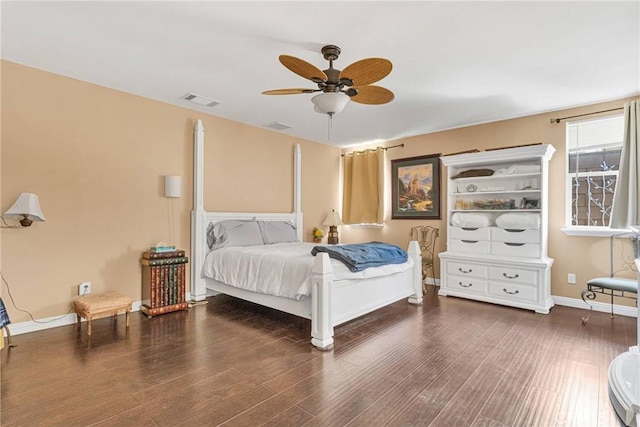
189;119;423;350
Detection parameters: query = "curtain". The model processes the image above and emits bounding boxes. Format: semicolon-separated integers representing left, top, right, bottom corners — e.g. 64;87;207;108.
342;148;384;224
610;100;640;229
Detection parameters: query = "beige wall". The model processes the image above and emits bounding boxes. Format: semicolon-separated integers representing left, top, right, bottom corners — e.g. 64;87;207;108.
1;61;340;323
342;96;638;306
2;59;637;325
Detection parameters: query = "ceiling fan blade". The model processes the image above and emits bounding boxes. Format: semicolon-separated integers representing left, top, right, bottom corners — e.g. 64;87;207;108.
350;85;395;105
262;88;316;95
279;55;328;82
340;58;392;86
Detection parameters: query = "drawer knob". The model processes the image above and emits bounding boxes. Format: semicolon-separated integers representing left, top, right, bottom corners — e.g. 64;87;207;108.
459;268;473;274
503;273;520;279
458;282;473;288
503;288;520;295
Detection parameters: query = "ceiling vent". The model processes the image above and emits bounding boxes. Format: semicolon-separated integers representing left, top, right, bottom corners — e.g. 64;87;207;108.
264;121;293;131
181;93;221;107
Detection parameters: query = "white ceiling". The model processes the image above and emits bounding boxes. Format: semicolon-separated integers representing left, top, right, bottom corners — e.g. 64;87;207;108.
2;1;639;147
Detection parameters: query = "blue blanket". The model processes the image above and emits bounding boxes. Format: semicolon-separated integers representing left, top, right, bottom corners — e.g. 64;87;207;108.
311;242;408;272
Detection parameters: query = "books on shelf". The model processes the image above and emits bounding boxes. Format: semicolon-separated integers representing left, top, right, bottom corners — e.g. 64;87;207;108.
142;250;186;260
140;256;188;266
140;250;189;317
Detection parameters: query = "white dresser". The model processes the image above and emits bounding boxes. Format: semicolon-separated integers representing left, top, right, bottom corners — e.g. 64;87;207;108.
439;145;555;314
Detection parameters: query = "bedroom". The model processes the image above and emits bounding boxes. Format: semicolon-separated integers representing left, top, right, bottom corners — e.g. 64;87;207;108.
2;1;640;426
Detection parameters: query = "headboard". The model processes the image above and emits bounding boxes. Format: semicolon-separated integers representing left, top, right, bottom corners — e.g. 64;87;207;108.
190;119;303;301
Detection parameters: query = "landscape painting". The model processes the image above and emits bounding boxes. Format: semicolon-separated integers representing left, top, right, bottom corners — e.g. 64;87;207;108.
391;154;441;219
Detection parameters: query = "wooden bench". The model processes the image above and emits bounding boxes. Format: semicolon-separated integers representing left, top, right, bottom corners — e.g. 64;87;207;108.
73;292;133;338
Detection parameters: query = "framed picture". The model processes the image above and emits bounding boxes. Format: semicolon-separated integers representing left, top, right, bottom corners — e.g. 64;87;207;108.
521;197;540;209
391;153;441;219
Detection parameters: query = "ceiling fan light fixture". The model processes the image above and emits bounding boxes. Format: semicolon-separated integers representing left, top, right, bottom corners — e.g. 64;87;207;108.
311;92;350;116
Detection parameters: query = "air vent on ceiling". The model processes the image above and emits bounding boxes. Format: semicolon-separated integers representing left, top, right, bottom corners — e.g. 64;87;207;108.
264;121;293;131
181;93;221;107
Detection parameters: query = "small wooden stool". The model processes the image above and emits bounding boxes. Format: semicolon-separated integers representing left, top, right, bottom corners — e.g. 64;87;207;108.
74;292;133;337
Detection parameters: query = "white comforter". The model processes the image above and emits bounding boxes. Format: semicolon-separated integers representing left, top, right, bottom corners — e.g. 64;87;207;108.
201;242;414;300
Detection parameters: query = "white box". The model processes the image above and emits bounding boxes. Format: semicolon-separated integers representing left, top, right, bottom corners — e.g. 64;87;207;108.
491;227;540;244
450;226;491;241
490;242;540;258
450;239;491;254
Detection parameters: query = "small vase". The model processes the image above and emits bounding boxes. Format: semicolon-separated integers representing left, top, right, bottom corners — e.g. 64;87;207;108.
313;237;322;243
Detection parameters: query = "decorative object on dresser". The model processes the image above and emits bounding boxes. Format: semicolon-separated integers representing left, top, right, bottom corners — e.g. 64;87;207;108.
140;249;189;317
439;144;556;314
322;210;343;245
391;154;441;219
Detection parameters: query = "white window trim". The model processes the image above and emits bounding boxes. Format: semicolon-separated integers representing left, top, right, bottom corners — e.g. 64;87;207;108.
561;226;631;237
564;114;624;233
350;223;384;229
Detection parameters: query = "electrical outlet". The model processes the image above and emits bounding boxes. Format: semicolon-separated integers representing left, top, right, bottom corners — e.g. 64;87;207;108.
78;282;91;295
567;273;576;285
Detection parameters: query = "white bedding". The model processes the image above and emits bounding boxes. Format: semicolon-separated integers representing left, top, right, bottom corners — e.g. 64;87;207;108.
201;242;414;300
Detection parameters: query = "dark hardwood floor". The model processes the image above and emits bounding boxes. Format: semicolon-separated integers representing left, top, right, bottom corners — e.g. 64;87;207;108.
1;288;635;426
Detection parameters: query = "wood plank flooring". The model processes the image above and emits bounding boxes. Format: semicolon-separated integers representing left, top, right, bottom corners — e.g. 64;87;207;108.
1;288;635;426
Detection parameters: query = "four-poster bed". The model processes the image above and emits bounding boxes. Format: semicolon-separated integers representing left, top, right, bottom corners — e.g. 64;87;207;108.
189;119;423;350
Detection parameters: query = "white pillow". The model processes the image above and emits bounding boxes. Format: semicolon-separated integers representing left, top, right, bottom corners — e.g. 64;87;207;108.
495;213;541;230
450;212;493;228
258;220;298;244
207;220;263;250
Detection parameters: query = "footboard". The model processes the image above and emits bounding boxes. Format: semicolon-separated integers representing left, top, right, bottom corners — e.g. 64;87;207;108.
309;241;423;351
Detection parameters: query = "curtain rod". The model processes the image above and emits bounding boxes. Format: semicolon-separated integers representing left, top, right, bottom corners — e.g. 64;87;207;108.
341;143;404;157
549;107;623;124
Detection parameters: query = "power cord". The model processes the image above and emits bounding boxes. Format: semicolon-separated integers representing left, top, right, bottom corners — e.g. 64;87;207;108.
0;217;21;229
1;270;74;323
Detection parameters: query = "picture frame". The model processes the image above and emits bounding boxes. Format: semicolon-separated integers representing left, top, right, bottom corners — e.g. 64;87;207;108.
391;153;441;219
521;197;540;209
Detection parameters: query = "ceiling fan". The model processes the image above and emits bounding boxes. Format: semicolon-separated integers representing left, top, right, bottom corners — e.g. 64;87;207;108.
262;45;394;117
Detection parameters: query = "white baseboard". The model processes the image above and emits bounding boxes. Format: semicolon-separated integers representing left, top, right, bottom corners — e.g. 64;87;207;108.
553;295;637;318
4;301;142;336
424;278;441;286
4;292;636;337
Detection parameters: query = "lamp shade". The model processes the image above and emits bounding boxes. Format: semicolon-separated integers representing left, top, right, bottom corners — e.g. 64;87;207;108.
311;92;350;116
3;193;46;222
164;175;182;198
323;209;344;226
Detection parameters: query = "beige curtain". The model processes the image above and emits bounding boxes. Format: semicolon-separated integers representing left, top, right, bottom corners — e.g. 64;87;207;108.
610;99;640;229
342;148;384;224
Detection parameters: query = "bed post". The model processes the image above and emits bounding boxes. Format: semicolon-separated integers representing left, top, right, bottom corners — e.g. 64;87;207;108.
293;144;303;241
190;119;207;301
408;241;423;305
311;253;334;351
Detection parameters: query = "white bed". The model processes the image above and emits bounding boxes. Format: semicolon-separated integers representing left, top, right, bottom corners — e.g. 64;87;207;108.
189;119;423;350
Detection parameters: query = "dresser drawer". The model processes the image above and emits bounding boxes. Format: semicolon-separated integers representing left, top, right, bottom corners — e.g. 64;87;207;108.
491;228;540;244
446;261;488;279
490;242;540;258
450;239;490;254
450;226;491;241
488;281;537;303
447;275;488;294
488;266;537;285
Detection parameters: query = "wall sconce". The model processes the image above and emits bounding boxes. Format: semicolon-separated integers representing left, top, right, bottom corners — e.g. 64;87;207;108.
2;193;46;228
323;209;344;245
164;176;182;198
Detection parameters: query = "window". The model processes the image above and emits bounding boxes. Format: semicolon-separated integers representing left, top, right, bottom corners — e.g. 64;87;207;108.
565;115;624;233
